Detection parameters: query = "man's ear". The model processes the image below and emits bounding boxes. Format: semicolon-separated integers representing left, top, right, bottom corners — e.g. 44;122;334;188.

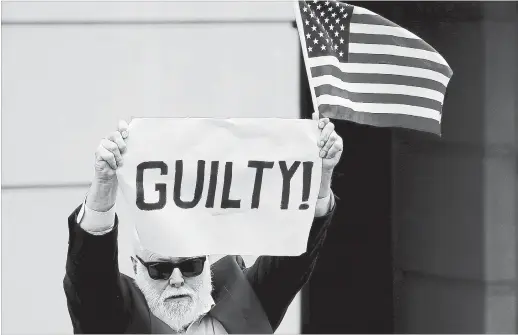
130;256;137;275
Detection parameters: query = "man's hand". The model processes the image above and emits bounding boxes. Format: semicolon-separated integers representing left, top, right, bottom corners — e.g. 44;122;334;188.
313;112;343;199
85;120;129;212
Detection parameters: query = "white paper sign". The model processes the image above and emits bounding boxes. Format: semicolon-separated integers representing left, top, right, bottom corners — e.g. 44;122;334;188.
117;118;322;257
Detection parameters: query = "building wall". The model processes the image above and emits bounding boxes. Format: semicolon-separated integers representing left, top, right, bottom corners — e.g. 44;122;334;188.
1;2;302;334
393;3;518;333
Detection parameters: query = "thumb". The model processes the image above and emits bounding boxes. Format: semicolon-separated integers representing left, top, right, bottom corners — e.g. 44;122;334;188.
312;111;319;121
118;120;130;139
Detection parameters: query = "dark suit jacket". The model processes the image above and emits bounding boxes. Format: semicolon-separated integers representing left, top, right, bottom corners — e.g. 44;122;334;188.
63;200;336;334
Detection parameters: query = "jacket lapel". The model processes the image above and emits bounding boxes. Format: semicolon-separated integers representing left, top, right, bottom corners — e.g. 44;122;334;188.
209;256;273;334
150;314;176;334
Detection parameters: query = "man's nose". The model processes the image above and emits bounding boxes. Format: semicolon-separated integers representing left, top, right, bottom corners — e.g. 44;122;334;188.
168;268;184;288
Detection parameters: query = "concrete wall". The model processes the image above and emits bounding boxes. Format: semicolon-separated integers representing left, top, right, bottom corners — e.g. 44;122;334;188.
393;3;518;333
1;2;302;333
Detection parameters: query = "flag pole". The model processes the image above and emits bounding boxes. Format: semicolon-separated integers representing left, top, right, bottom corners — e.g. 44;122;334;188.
293;0;321;119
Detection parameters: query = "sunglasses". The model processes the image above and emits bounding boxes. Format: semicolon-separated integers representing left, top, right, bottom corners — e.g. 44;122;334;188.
135;255;207;280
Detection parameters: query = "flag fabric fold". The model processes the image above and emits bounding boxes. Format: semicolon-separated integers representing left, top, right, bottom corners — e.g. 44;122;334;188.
293;0;453;135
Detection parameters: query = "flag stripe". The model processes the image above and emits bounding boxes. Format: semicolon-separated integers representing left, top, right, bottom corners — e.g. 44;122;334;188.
314;85;444;112
349;43;449;67
312;75;445;102
350;32;438;53
350;23;422;40
348;53;452;78
308;56;451;86
351;13;396;27
351;6;377;16
319;104;441;135
311;65;447;94
317;94;441;120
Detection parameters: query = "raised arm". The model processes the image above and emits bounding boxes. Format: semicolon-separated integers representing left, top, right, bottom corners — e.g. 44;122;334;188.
245;113;343;331
244;194;337;331
63;121;130;334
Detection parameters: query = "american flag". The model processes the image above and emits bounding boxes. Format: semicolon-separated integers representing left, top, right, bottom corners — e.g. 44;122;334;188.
294;0;453;135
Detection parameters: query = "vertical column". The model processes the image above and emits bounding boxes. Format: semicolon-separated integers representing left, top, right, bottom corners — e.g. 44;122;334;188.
393;2;518;333
480;2;517;332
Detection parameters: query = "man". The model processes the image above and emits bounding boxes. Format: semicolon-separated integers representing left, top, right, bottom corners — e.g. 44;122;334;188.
64;113;343;334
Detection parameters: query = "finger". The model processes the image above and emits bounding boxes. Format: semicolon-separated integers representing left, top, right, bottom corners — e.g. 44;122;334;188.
312;112;319;121
118;120;129;139
107;131;127;154
320;132;338;158
318;117;330;130
318;121;334;147
95;160;113;173
101;138;123;166
326;137;343;159
96;146;117;170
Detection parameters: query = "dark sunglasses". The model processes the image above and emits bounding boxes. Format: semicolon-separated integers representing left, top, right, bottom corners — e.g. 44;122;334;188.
135;255;207;280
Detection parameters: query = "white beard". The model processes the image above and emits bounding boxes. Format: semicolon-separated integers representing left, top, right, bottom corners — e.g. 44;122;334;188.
134;263;214;333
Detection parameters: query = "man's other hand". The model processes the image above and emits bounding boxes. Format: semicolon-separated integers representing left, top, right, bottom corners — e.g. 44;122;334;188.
313;112;343;201
313;112;343;174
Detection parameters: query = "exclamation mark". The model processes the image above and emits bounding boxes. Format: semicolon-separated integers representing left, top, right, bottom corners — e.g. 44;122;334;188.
299;161;313;210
